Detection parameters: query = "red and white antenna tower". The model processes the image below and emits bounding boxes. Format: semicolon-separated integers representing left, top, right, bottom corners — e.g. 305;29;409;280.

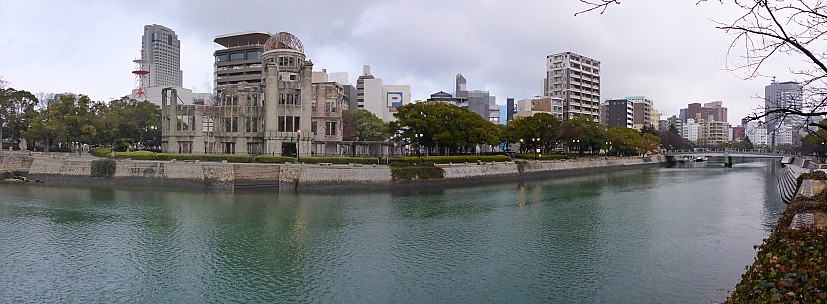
132;57;149;99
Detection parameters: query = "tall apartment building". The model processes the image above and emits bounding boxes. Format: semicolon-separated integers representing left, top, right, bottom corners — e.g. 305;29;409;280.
141;24;183;88
544;52;601;122
603;99;634;128
627;96;654;129
765;79;804;148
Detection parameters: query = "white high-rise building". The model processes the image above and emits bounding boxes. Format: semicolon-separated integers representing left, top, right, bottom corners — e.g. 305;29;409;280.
544;52;601;122
356;65;410;122
683;118;701;143
141;24;182;88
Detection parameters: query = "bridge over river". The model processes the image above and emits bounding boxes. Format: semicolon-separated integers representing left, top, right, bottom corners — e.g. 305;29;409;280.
664;151;787;167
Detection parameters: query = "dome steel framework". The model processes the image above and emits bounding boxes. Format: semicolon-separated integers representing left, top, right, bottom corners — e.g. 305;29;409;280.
263;32;304;53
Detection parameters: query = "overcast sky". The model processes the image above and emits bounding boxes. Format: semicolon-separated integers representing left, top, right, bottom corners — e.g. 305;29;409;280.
0;0;808;125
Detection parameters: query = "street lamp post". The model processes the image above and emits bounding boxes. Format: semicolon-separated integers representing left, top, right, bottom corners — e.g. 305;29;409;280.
572;139;580;160
297;130;302;163
605;141;612;158
519;138;524;154
532;137;540;160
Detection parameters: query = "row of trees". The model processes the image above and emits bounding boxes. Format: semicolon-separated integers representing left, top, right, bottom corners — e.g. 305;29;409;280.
347;101;693;156
0;82;161;152
2;79;695;156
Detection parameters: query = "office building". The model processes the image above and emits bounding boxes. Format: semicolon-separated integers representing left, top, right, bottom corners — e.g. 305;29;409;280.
356;65;410;122
765;79;804;148
213;31;271;95
544;52;601;122
141;24;182;88
686;101;728;125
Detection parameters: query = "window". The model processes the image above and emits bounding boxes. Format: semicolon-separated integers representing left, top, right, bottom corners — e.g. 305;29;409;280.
246;51;261;60
326;121;337;136
278;56;295;67
224;117;238;132
279;93;299;105
202;116;214;132
216;54;229;62
278;116;301;132
229;52;245;61
245;117;259;133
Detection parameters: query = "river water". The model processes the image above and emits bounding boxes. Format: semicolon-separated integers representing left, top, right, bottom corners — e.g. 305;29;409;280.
0;160;785;303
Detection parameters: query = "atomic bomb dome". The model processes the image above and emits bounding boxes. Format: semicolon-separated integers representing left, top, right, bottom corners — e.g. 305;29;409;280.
263;32;304;53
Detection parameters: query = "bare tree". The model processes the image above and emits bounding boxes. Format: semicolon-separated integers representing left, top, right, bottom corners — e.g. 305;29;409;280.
715;1;827;133
574;0;621;16
578;0;827;147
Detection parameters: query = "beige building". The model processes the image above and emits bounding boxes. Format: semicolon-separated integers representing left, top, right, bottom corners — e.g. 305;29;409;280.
683;114;731;145
544;52;601;122
514;97;563;119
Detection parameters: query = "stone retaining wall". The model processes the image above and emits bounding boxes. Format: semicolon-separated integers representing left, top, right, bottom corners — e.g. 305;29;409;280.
0;152;664;191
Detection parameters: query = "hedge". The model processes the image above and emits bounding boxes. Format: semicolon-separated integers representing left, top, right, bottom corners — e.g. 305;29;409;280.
388;155;510;165
391;163;444;181
91;159;116;177
254;156;298;163
514;153;568;160
114;152;254;163
298;156;379;164
91;147;113;158
107;152;511;165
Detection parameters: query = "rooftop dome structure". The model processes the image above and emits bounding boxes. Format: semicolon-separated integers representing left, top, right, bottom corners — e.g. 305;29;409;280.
263;32;304;53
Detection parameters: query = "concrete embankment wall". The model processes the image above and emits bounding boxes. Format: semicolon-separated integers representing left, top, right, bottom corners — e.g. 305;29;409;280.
0;152;665;191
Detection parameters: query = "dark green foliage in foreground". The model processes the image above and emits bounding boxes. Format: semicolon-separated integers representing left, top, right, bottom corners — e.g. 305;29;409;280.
726;188;827;303
254;156;297;163
299;157;379;164
91;147;112;158
90;159;116;177
115;152;254;163
388;155;510;165
114;138;132;152
514;153;568;160
110;152;510;165
390;163;444;181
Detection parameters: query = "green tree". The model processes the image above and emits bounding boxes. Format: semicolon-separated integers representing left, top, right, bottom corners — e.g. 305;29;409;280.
640;124;659;137
731;136;755;151
606;126;641;156
394;101;499;155
562;115;606;155
349;109;388;141
25;93;97;151
640;133;661;155
659;124;692;151
0;87;38;150
506;113;562;153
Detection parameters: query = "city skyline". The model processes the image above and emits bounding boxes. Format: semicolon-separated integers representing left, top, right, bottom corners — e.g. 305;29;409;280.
0;0;809;125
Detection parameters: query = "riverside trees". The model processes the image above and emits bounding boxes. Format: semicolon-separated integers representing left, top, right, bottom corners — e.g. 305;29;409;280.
393;101;500;155
0;82;162;152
